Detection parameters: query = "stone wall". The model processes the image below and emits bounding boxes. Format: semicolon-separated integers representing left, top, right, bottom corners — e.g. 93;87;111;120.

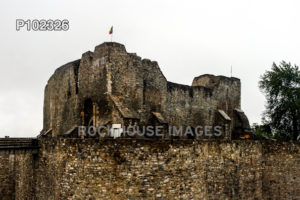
32;139;300;200
165;82;215;127
0;151;15;200
0;138;299;199
262;143;300;199
0;149;37;200
43;59;81;136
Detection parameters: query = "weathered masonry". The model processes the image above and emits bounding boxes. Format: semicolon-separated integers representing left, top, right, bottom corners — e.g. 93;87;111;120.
0;138;299;199
0;138;38;200
41;42;251;139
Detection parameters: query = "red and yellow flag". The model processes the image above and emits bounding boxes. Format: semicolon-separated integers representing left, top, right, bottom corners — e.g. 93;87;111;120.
109;26;113;34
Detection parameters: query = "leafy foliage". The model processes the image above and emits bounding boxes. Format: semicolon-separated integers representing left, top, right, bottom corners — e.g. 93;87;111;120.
252;124;272;139
259;61;300;141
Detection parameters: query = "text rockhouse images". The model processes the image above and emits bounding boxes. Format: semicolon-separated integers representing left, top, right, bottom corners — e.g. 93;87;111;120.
78;125;223;137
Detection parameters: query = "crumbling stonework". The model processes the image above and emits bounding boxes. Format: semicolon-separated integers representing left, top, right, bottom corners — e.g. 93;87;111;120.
41;42;251;139
0;138;38;200
1;138;299;199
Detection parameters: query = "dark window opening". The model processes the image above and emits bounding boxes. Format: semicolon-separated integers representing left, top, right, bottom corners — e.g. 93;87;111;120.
84;99;93;126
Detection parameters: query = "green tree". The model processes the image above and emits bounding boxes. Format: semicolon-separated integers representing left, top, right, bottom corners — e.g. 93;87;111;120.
252;124;273;139
259;61;300;141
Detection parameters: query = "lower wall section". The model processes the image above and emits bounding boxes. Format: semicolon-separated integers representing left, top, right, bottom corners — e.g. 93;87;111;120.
0;149;36;200
0;139;298;199
34;139;300;200
0;151;15;200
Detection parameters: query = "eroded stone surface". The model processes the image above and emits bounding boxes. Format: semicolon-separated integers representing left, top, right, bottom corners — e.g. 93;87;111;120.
1;139;299;199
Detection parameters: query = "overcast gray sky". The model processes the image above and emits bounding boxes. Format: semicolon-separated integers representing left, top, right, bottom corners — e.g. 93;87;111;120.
0;0;299;137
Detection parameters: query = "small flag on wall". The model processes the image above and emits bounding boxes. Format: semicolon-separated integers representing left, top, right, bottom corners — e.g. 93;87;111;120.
109;26;113;34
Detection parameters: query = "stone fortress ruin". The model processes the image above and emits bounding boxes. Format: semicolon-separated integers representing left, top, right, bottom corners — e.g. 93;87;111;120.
1;42;299;200
41;42;251;139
